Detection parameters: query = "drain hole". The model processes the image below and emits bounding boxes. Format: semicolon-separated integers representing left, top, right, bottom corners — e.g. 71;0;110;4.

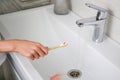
67;69;82;79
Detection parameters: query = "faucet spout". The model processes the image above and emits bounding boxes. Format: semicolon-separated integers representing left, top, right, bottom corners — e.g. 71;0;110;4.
76;17;97;27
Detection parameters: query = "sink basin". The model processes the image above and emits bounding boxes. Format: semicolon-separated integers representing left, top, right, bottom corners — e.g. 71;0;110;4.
0;5;120;80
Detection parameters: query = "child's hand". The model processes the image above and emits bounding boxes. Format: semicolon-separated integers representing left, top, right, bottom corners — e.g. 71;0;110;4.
50;73;64;80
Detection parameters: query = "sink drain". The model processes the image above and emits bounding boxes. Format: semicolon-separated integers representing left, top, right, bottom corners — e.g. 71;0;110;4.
67;69;82;79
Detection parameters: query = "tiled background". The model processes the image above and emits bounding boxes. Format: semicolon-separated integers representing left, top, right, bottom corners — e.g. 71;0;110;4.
0;0;50;14
70;0;120;44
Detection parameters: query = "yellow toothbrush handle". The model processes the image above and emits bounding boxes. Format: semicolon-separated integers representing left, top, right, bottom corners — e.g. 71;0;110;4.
48;45;66;51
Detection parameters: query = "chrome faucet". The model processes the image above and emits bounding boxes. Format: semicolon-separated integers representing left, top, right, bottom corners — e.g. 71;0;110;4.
76;3;108;43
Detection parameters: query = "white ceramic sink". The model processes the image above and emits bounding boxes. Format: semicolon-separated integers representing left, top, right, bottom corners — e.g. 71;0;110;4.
0;5;120;80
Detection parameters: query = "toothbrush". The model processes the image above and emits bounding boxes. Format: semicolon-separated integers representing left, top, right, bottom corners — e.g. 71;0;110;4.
48;42;68;51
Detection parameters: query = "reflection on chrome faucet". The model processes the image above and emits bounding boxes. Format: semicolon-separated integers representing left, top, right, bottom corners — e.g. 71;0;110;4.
0;32;5;40
76;3;108;43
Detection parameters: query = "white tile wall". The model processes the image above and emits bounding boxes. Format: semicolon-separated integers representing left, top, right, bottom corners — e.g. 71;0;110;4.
0;0;50;14
71;0;120;43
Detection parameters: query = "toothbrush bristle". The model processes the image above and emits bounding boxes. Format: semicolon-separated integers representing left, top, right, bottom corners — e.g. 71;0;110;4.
63;42;68;46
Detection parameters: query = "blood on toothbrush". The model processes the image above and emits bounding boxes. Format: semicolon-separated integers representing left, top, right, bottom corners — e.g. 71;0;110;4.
63;42;68;46
50;73;64;80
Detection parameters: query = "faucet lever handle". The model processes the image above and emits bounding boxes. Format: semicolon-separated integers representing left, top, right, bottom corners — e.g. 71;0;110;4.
85;3;108;20
85;3;108;13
